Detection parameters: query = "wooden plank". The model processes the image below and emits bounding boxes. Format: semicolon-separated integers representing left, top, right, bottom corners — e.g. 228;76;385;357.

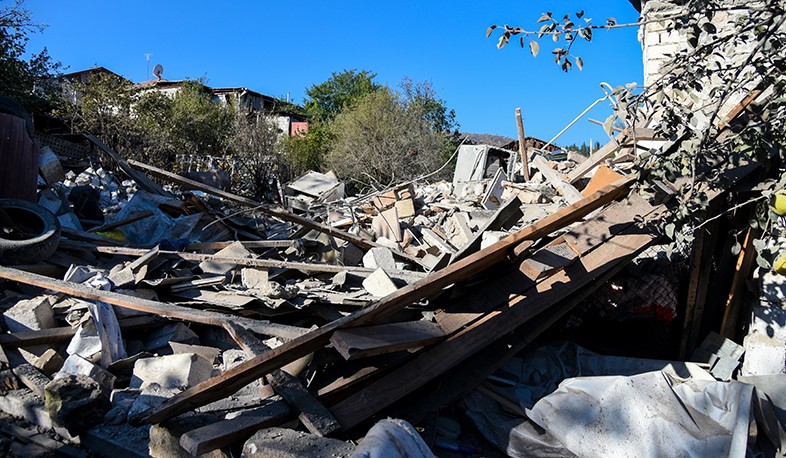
0;266;308;341
0;316;161;348
532;155;583;204
223;321;340;437
720;227;759;339
125;159;423;266
404;249;637;424
330;321;445;360
515;108;530;180
678;217;720;359
329;229;656;431
179;401;293;456
519;241;579;281
186;240;295;250
131;177;634;425
84;134;172;197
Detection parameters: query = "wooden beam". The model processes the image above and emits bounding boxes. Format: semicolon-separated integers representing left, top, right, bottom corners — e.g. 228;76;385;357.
0;316;162;348
131;177;633;425
515;108;530;181
566;133;625;183
65;244;399;276
720;227;759;339
0;266;308;341
179;401;292;456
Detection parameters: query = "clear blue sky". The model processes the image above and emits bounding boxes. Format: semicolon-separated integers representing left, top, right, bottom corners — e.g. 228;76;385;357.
24;0;643;147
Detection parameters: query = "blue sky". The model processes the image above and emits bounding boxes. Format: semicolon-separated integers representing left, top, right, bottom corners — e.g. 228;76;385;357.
24;1;643;147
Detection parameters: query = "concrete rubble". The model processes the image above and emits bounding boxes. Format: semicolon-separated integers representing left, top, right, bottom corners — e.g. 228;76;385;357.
0;87;783;457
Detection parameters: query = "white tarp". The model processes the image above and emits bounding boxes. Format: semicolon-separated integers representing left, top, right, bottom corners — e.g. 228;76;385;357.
465;342;785;458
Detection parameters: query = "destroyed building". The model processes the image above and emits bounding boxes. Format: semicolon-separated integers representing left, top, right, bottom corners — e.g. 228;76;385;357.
0;0;784;456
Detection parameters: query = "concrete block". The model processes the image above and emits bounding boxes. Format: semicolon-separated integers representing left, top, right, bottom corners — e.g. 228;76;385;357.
241;267;269;290
56;354;117;392
3;296;56;332
45;374;111;436
741;332;786;377
127;383;180;421
362;268;399;297
362;247;396;273
131;353;213;390
169;342;220;364
34;348;64;377
395;198;416;219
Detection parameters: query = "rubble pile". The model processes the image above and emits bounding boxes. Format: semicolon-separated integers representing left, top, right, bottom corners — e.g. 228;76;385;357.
0;87;783;457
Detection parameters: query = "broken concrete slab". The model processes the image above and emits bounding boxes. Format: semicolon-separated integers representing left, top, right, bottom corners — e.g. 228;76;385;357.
362;268;399;298
362;247;396;274
169;342;220;365
57;354;117;392
131;353;213;390
143;322;200;353
3;296;56;333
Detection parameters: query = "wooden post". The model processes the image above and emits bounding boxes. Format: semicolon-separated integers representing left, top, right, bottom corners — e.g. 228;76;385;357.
515;108;530;181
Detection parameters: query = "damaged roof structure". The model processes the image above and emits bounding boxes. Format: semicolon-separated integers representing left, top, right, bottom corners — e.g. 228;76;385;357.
0;1;785;457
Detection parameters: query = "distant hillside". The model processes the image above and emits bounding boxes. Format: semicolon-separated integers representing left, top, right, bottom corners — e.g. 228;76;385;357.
461;133;516;148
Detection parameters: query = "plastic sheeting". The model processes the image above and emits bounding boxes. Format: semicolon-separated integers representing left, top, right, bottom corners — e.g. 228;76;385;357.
465;342;785;458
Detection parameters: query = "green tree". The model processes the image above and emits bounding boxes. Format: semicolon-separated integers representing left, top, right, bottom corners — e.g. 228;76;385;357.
326;88;450;190
57;71;138;151
0;0;61;112
304;69;380;123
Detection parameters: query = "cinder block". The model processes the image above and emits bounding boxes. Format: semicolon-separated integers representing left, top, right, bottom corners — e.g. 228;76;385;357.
3;296;56;332
362;268;399;297
131;353;213;390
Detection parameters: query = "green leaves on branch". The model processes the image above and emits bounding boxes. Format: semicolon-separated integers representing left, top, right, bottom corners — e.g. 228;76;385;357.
487;9;603;71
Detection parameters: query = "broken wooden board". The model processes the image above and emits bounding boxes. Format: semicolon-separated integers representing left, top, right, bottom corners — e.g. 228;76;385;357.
519;241;579;281
179;401;293;456
131;177;634;425
0;266;308;341
0;316;161;348
581;165;624;197
330;321;445;360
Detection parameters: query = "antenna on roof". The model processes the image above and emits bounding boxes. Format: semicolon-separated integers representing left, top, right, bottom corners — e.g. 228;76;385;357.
153;64;164;80
145;53;152;79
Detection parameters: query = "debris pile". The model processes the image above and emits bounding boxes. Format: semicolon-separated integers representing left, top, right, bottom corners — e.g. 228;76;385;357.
0;87;782;457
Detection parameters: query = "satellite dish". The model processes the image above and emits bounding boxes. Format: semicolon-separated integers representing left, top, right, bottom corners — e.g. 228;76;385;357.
153;64;164;80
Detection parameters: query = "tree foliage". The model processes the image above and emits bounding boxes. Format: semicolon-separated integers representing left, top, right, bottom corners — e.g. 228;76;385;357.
304;69;380;123
0;0;61;112
490;2;786;264
326;88;451;189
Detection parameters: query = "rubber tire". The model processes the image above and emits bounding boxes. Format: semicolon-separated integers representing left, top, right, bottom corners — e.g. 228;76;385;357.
0;198;61;264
